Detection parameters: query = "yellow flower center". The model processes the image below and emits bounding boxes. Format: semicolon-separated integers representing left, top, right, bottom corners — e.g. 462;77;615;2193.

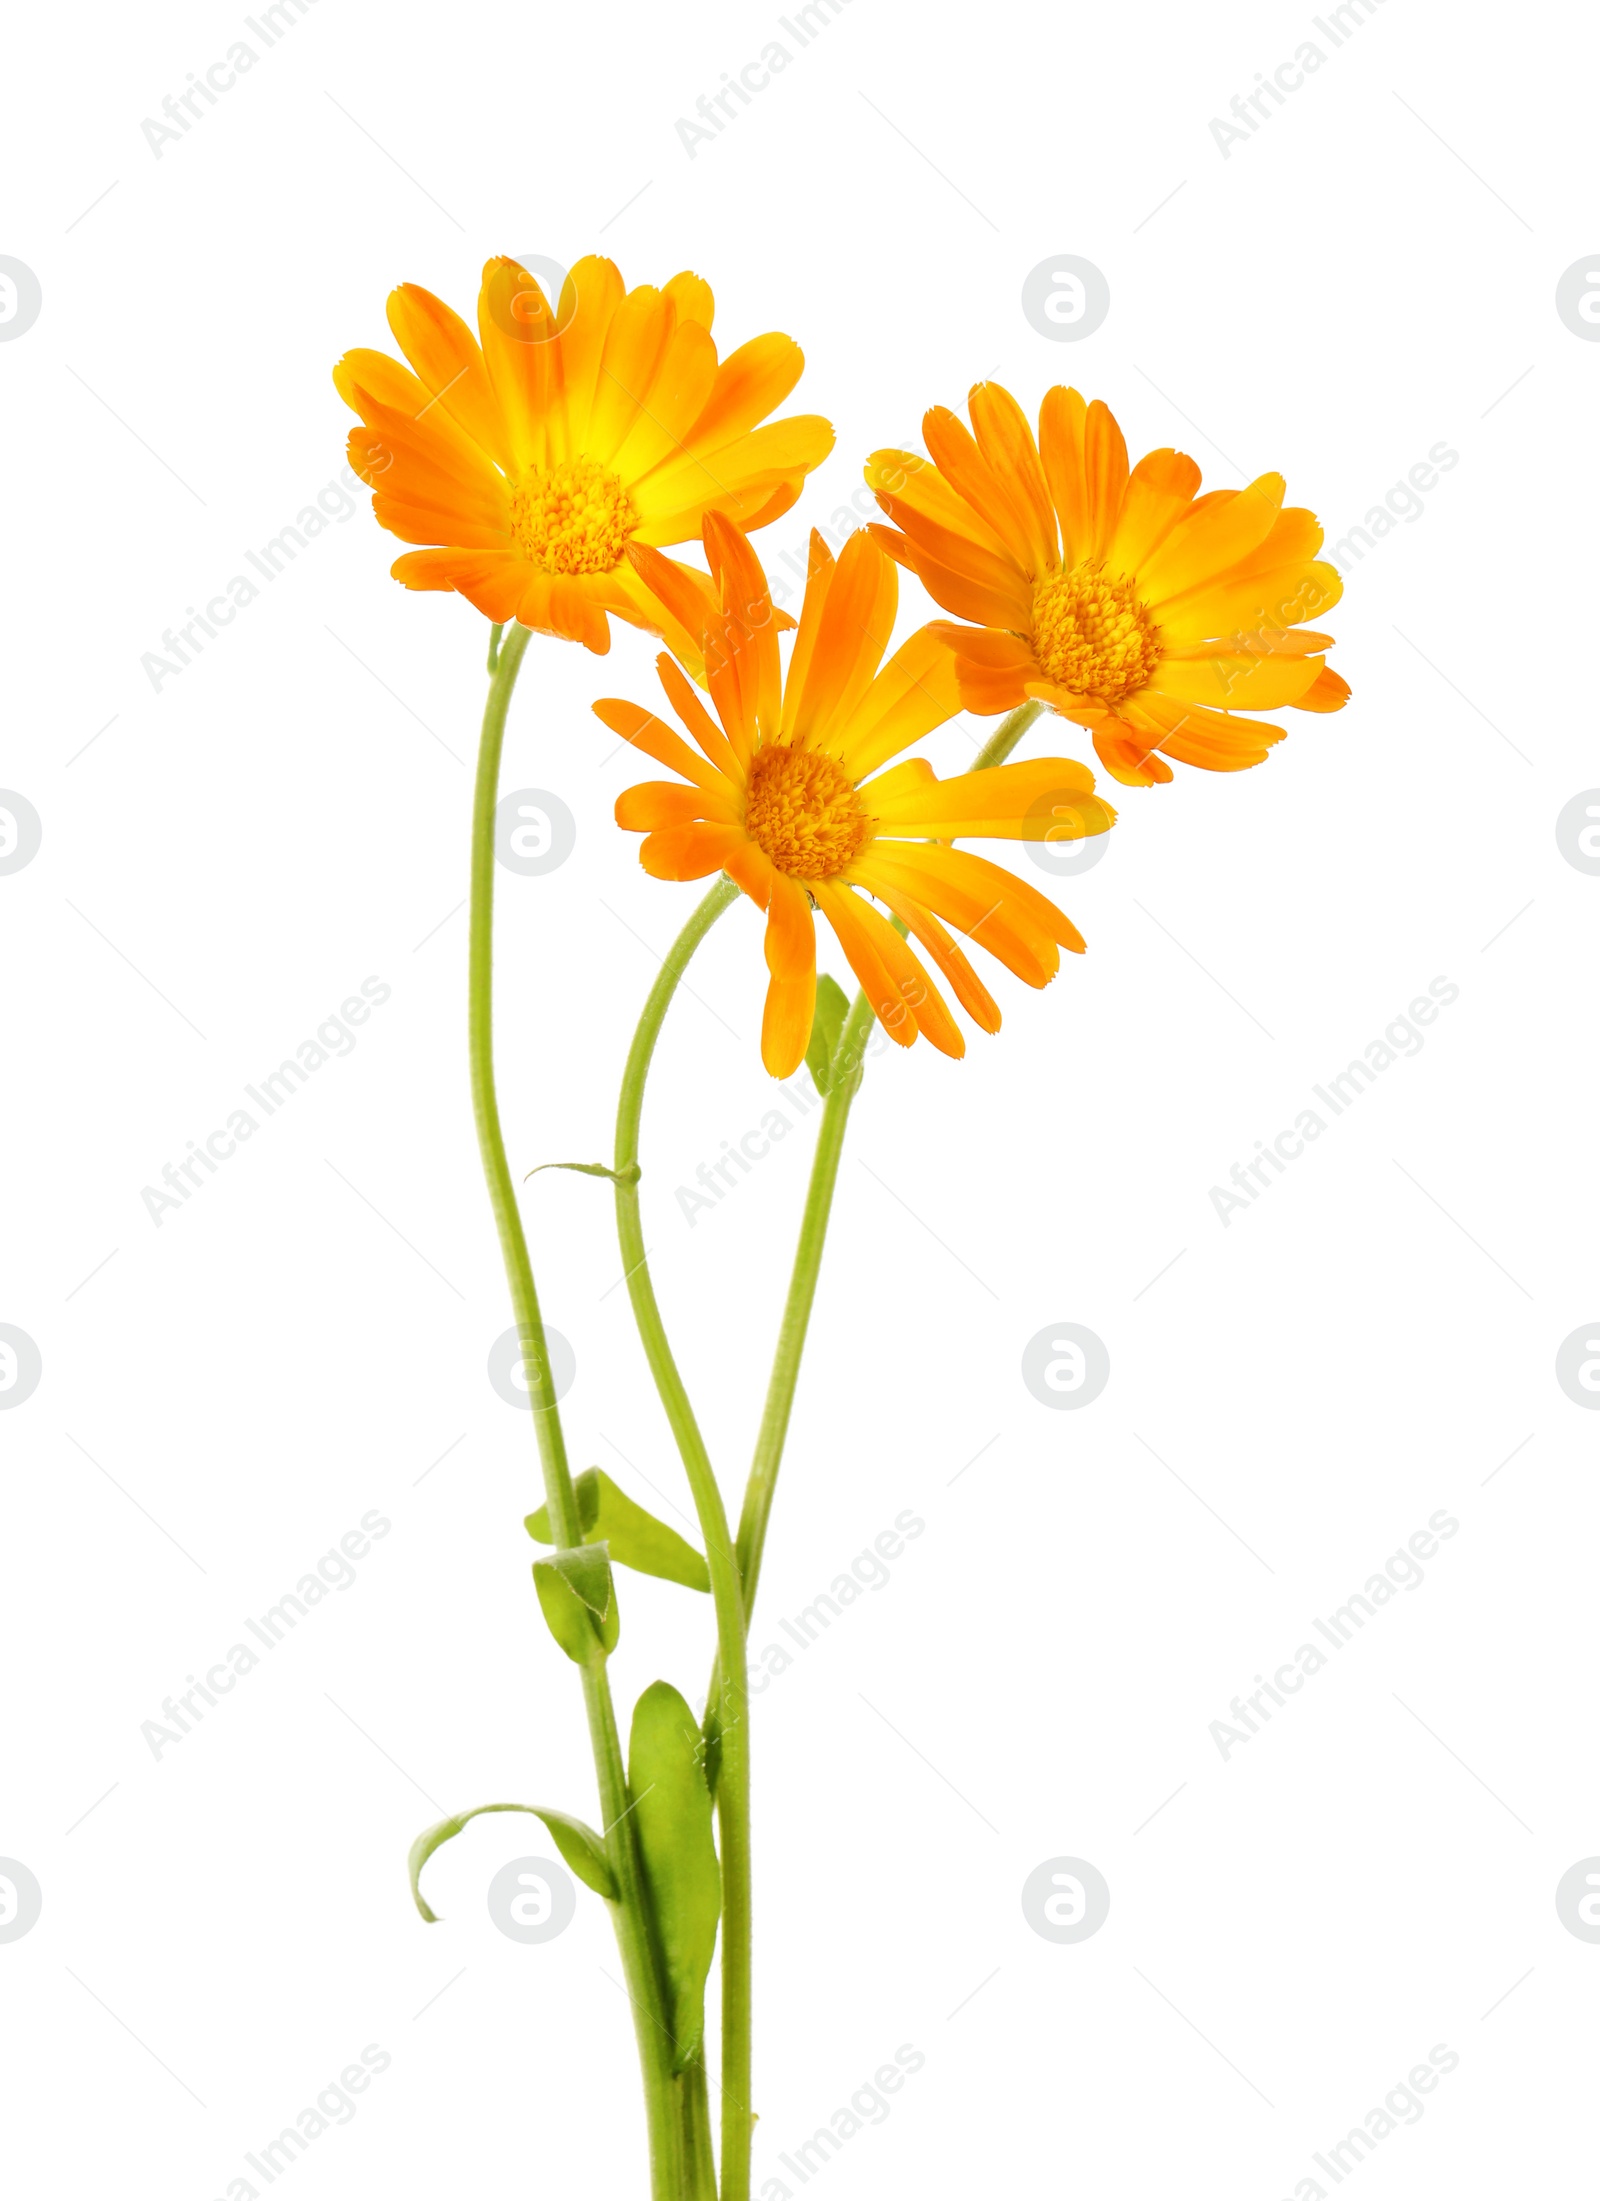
509;456;636;575
1031;562;1162;704
743;744;870;881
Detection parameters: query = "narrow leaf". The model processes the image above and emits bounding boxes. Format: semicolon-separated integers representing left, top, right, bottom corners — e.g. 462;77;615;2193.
527;1469;709;1593
526;1473;601;1545
524;1160;641;1186
629;1681;721;2071
409;1801;617;1921
805;974;851;1096
533;1543;618;1661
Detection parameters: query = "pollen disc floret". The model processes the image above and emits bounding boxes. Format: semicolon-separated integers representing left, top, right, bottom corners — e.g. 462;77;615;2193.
1031;562;1162;705
509;455;636;576
743;743;870;881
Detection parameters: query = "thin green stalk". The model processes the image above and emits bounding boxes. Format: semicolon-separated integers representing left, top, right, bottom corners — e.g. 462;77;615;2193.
610;876;756;2201
468;623;682;2199
731;988;874;1614
972;697;1042;772
724;696;1045;1635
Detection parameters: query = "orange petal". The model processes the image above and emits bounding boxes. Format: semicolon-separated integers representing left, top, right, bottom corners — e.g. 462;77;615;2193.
968;381;1058;573
615;781;738;831
786;530;896;754
592;698;730;793
663;271;715;329
1139;473;1286;603
389;548;528;621
854;844;1076;984
922;406;1040;574
385;284;511;472
1123;693;1285;772
813;884;962;1057
585;284;675;464
675;331;803;453
655;653;744;781
863;880;1001;1033
1082;400;1130;562
868;758;1112;842
1037;386;1090;567
1107;447;1202;573
1148;651;1324;712
477;258;563;471
704;513;782;750
1092;722;1174;787
837;625;965;778
761;875;816;1077
1291;667;1351;713
552;256;626;454
611;317;720;484
370;497;509;549
638;823;746;880
867;523;1032;631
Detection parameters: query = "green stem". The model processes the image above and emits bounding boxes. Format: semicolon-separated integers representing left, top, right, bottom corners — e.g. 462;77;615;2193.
611;875;755;2201
732;988;875;1617
680;2045;719;2201
468;623;681;2200
722;697;1045;1642
972;697;1042;772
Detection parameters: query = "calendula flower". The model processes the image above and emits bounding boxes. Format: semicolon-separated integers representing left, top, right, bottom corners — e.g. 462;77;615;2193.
596;517;1115;1075
334;257;833;654
866;384;1350;787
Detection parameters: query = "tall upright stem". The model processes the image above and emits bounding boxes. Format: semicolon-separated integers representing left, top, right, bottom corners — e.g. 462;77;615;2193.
732;990;875;1615
611;876;755;2201
727;697;1045;1632
468;623;682;2198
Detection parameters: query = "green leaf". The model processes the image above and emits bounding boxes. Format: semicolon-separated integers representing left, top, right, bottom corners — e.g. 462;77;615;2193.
804;974;851;1096
523;1160;641;1186
526;1469;709;1593
533;1542;619;1661
409;1802;617;1921
629;1681;721;2071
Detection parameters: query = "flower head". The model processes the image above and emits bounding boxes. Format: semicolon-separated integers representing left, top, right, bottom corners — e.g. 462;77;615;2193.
867;384;1350;787
335;257;833;654
597;520;1115;1075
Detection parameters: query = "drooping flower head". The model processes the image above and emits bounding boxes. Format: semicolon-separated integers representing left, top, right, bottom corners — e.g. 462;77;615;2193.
867;385;1350;787
596;519;1115;1076
334;257;833;654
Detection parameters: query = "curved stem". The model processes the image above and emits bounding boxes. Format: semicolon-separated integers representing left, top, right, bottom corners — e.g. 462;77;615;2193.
611;875;755;2201
468;624;682;2199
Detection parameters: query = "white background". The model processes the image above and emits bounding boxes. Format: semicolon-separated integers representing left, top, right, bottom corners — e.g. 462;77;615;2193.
2;0;1596;2194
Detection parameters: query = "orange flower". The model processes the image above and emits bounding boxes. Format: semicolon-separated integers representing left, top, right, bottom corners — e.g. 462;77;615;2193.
334;257;833;654
597;519;1115;1075
866;384;1350;787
